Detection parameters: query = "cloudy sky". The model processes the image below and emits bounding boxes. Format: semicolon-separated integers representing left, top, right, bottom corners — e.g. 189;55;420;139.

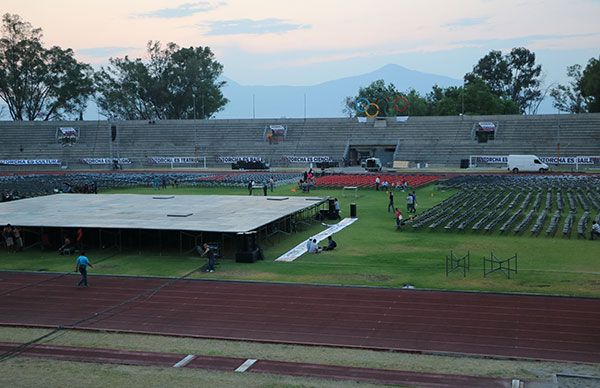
3;0;600;88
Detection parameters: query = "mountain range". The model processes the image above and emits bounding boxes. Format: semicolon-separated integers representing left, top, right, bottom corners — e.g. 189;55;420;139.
214;64;462;119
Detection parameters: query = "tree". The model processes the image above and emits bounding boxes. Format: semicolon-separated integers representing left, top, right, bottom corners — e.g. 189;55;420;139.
462;78;519;115
0;14;94;120
580;56;600;112
95;41;228;120
344;79;402;117
465;47;542;114
426;82;518;116
550;64;588;113
427;85;461;116
402;88;429;116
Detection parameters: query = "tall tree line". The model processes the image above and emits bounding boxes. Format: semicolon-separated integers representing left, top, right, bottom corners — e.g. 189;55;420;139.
1;14;598;120
0;14;227;121
346;48;600;117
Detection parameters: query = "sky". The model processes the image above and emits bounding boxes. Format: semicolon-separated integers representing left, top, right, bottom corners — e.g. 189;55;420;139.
3;0;600;92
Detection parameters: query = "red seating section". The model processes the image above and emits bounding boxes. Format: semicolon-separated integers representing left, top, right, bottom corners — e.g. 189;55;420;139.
314;174;440;188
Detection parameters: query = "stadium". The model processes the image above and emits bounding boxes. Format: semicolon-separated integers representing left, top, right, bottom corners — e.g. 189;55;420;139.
1;112;599;387
1;114;599;171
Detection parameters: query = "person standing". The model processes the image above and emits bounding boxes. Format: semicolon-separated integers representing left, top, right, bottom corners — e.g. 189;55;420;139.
395;208;403;230
76;227;84;252
75;252;93;287
263;181;268;196
387;190;394;212
406;192;414;213
269;176;274;192
3;224;14;252
200;243;216;272
410;191;417;213
12;226;23;252
334;198;341;220
375;176;381;191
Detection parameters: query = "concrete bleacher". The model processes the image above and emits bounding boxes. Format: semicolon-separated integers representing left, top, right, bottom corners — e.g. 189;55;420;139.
0;113;598;170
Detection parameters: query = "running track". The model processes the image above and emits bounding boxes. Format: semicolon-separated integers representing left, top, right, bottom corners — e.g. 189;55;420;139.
0;342;513;387
0;272;599;364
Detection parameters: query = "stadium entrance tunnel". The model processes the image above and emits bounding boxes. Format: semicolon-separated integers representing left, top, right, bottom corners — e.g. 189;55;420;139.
347;144;397;167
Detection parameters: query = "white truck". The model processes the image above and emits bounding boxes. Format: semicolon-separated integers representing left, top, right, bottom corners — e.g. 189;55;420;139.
364;157;382;172
507;155;549;173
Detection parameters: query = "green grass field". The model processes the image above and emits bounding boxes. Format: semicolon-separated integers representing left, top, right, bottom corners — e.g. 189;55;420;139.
2;183;598;297
1;182;599;386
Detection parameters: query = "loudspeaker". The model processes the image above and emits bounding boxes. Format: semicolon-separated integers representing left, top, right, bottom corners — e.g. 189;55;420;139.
235;249;262;263
235;231;263;262
237;231;256;251
111;125;117;142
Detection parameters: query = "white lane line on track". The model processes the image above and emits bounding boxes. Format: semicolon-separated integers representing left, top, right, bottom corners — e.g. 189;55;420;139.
235;358;257;372
173;354;196;368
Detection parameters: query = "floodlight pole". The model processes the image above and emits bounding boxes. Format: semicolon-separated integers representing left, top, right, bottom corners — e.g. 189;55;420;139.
193;94;196;120
461;80;465;116
304;93;307;120
201;94;205;119
556;108;561;166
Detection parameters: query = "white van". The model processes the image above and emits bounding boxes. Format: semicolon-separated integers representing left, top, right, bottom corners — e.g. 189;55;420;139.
507;155;549;173
364;157;382;172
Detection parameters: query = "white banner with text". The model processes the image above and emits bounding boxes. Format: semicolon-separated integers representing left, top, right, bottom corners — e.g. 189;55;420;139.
0;159;61;165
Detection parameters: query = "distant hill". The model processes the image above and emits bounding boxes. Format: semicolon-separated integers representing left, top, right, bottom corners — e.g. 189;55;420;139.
214;64;462;119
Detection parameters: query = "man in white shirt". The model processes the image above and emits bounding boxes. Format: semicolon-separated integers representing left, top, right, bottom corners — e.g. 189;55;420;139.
309;238;321;253
306;238;314;252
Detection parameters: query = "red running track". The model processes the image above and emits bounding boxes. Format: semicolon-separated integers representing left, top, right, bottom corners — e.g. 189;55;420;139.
0;272;599;364
0;342;513;387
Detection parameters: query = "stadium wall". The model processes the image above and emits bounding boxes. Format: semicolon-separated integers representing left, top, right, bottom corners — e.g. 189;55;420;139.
0;114;598;170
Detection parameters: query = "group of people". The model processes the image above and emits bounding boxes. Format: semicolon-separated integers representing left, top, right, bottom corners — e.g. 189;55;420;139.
72;240;219;288
306;235;337;254
406;191;417;213
298;169;316;192
247;177;275;196
375;177;410;192
2;224;23;252
384;188;417;230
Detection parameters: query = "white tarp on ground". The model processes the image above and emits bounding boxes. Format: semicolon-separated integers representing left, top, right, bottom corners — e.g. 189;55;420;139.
275;217;358;262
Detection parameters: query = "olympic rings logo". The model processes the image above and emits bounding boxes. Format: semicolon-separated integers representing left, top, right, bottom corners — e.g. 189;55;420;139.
354;95;410;118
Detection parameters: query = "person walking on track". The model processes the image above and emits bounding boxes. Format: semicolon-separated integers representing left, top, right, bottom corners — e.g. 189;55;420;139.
75;251;93;287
